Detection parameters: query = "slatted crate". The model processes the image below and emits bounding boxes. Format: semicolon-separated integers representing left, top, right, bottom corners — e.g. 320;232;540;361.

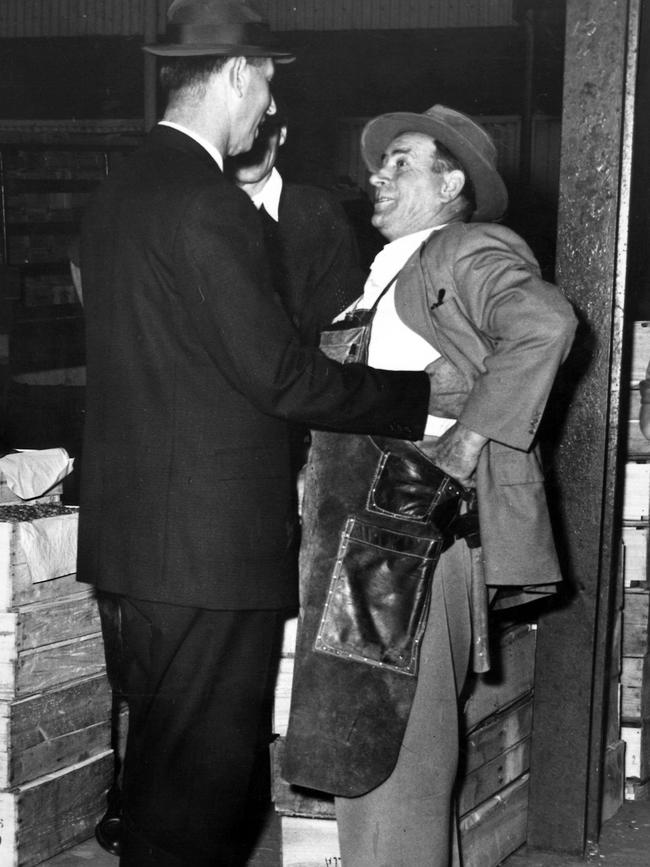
0;505;80;611
0;502;114;864
0;750;113;867
621;321;650;801
0;674;112;790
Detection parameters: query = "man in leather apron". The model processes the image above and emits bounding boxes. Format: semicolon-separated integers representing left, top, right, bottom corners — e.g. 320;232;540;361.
283;105;577;866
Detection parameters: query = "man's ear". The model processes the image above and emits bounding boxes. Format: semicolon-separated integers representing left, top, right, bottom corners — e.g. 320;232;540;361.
441;169;466;203
228;56;248;97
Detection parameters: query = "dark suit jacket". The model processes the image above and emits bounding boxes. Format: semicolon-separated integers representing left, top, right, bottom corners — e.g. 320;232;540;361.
77;125;429;610
261;182;364;347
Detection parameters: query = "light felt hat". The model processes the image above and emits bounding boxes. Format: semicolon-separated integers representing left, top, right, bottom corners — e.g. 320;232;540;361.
360;104;508;222
144;0;295;62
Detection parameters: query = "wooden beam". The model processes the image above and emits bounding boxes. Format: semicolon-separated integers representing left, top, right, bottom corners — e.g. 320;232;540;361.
144;0;159;131
527;0;640;853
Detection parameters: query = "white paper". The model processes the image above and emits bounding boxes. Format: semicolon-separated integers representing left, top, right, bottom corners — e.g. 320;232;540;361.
0;448;74;500
16;511;78;584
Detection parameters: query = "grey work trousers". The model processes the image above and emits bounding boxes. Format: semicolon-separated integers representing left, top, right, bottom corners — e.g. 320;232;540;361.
335;538;472;867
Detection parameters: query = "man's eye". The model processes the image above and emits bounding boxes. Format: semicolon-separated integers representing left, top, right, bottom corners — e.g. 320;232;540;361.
396;158;407;168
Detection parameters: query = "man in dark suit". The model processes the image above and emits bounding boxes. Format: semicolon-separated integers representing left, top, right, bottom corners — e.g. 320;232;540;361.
228;108;363;488
77;2;445;865
228;108;363;347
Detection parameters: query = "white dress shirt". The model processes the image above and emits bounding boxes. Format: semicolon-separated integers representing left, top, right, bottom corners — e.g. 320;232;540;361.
250;167;283;221
342;226;455;436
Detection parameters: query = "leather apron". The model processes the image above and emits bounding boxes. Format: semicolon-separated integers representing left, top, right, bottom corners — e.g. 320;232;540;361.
282;286;475;797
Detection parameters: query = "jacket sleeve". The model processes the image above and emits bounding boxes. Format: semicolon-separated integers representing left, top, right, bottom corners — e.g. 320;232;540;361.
450;224;577;450
175;184;429;439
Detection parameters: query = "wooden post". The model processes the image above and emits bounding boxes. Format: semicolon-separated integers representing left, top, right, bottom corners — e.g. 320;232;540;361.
143;0;159;131
527;0;640;854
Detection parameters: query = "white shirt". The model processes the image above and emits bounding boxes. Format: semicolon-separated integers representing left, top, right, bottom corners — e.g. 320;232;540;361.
250;168;283;222
344;226;455;437
158;121;224;170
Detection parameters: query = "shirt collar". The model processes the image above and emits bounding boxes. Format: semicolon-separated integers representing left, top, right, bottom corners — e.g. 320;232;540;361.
158;121;224;171
250;168;283;222
369;225;445;284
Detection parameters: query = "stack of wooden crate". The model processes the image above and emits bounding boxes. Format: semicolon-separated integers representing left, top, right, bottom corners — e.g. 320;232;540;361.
0;485;113;866
620;320;650;802
272;617;537;867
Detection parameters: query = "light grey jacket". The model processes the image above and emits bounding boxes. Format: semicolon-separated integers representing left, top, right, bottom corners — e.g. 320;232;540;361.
395;221;578;601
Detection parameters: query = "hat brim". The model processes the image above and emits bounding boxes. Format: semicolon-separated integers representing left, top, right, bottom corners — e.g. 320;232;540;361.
143;43;294;61
361;112;508;222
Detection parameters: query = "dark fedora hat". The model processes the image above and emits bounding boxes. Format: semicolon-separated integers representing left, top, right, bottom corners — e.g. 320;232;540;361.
144;0;295;62
360;104;508;222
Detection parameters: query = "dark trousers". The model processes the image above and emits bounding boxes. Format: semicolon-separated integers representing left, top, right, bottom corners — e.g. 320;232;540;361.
98;593;285;867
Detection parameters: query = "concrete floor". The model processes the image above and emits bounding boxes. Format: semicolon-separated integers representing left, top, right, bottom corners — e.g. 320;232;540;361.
42;799;650;866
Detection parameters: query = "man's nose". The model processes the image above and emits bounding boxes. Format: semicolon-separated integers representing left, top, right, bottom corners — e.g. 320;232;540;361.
369;169;388;187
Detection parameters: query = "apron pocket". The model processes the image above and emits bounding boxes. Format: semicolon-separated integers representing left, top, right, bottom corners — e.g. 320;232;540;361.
314;516;443;676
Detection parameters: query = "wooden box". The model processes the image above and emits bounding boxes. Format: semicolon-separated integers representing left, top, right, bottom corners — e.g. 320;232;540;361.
621;655;650;723
0;598;105;702
0;505;79;611
628;389;650;458
630;321;650;387
0;674;112;789
0;750;113;867
459;774;529;867
622;463;650;525
623;589;650;657
622;523;649;588
463;622;537;731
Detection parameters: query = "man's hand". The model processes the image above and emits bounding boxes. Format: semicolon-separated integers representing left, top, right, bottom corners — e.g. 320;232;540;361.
425;357;473;418
426;422;488;487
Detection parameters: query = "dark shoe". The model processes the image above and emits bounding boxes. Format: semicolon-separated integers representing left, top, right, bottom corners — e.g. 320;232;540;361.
95;810;122;857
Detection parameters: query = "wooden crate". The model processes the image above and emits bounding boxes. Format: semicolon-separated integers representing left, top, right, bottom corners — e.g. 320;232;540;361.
459;774;529;867
458;695;532;816
623;589;650;657
0;505;79;611
463;622;537;731
0;749;113;867
0;589;101;654
0;674;112;789
628;389;650;458
622;463;650;525
622;523;649;589
0;630;105;702
621;655;650;722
